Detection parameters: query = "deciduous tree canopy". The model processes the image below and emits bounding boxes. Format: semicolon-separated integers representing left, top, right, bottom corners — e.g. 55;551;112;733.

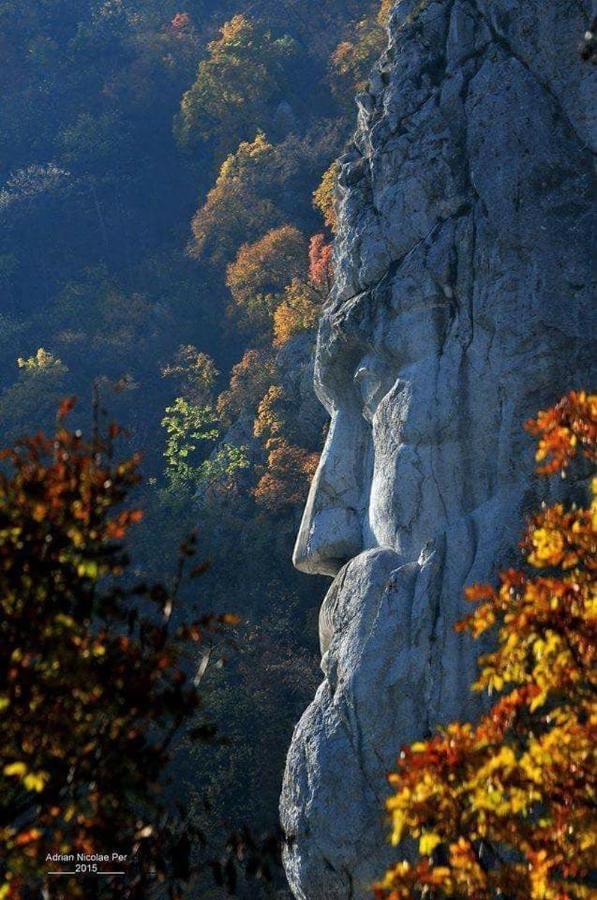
175;15;297;157
226;225;307;335
0;403;237;898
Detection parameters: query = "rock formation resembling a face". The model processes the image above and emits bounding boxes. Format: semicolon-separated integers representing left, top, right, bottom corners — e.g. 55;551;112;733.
281;1;595;898
294;270;471;584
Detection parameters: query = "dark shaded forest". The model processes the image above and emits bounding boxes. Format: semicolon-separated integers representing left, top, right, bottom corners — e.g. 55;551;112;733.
0;0;390;894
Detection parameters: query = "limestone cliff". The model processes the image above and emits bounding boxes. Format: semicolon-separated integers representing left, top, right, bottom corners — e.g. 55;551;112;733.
280;1;596;897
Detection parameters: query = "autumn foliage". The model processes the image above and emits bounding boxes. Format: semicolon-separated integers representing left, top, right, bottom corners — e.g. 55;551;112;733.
252;386;319;511
226;225;307;334
161;344;219;407
253;440;319;512
0;401;237;898
308;233;333;293
189;133;281;263
272;280;320;348
313;160;340;232
216;349;276;426
375;391;596;900
175;15;296;158
330;7;388;104
272;235;332;347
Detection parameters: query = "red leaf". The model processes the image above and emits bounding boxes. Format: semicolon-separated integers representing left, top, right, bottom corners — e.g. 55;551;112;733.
57;396;77;420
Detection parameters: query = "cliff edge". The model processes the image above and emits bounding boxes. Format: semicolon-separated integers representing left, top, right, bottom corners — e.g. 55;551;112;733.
280;1;596;897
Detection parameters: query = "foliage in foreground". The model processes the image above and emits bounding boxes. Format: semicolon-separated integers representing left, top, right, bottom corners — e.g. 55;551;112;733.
0;400;240;898
375;391;596;899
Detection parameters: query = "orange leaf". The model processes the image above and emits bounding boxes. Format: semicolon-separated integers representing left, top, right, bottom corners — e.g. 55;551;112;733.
57;396;77;420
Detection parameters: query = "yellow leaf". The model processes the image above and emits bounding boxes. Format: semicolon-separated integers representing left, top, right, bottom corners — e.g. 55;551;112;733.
390;810;408;846
77;560;99;578
23;771;49;792
4;762;27;778
530;689;547;711
419;832;442;855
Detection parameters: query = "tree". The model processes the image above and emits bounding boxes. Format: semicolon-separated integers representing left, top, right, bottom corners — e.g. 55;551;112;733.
272;279;320;347
161;396;220;490
189;133;282;264
175;14;297;158
378;0;394;26
188;125;342;271
195;443;250;503
226;225;307;335
235;0;366;59
313;160;341;232
161;344;219;407
0;400;238;899
161;395;249;498
0;349;69;444
308;233;333;293
253;386;319;511
189;602;320;838
52;270;157;384
329;1;388;107
253;440;319;512
272;235;331;347
375;391;596;900
253;385;287;447
216;349;276;427
16;347;65;372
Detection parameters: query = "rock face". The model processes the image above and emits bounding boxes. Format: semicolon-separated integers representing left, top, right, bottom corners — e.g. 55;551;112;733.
280;1;596;897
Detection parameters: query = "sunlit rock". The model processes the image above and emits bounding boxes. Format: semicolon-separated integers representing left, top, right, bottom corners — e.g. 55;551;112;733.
281;0;595;896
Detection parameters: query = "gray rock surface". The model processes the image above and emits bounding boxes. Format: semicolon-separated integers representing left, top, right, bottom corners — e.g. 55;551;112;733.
281;1;596;897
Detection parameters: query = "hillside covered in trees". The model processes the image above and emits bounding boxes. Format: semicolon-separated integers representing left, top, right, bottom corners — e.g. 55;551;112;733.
0;0;392;894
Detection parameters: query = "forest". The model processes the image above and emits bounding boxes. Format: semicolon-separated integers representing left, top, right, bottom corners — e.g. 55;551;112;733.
1;1;594;898
0;0;391;896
